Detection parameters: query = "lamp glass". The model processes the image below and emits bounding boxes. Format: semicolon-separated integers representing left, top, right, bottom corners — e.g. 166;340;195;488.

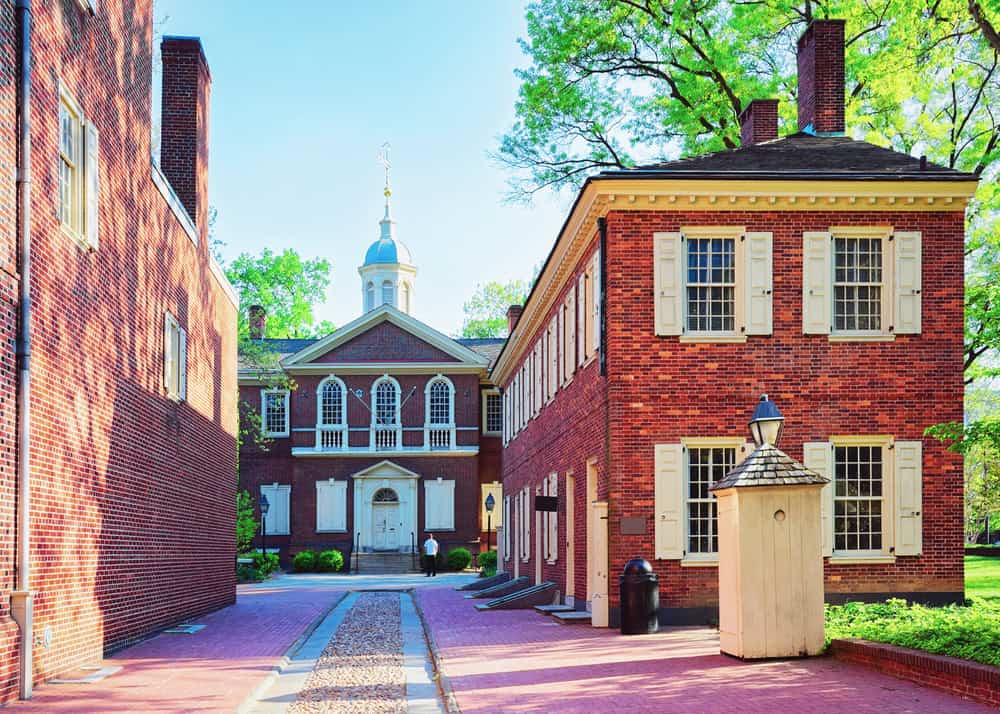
260;493;270;516
484;493;495;512
748;394;785;447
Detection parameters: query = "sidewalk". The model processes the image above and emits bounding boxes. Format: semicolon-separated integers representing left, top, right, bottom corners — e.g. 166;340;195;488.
416;586;994;714
6;580;344;714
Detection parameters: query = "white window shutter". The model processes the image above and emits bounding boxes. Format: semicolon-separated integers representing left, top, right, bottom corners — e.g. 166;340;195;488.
261;484;290;536
654;443;684;559
178;328;187;401
424;481;438;529
577;273;587;365
163;314;174;393
85;122;100;249
591;252;601;352
503;496;511;561
744;232;773;335
442;481;455;530
894;441;923;555
567;290;577;378
316;481;347;532
802;232;832;334
549;473;558;562
893;232;922;334
653;232;684;336
803;442;833;556
523;487;531;560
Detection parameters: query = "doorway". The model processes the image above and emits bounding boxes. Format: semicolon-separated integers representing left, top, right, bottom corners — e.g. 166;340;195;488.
372;487;400;551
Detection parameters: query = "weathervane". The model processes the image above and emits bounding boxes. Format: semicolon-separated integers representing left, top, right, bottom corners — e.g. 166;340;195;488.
377;142;392;200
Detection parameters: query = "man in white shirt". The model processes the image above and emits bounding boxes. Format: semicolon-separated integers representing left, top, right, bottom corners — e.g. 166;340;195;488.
423;533;439;577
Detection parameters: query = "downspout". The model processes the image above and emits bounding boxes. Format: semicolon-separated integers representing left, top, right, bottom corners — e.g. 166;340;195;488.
11;0;34;700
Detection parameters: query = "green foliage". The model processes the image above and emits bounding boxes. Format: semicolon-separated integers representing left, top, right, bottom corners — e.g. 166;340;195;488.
225;248;334;339
235;489;257;554
293;550;317;572
966;555;1000;601
825;597;1000;666
236;563;261;583
250;551;279;577
446;547;472;571
317;549;344;573
477;550;497;571
461;280;532;338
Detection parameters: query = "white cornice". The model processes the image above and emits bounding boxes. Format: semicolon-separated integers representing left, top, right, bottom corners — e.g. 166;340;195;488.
284;362;487;376
292;448;479;459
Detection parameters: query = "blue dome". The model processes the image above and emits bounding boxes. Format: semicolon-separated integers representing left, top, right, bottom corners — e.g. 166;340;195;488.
364;237;412;266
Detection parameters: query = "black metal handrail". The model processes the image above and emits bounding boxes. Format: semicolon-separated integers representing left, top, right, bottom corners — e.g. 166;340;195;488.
411;532;416;570
354;531;361;573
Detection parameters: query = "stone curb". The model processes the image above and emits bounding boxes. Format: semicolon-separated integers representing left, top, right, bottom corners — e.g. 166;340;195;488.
235;591;349;714
411;589;461;714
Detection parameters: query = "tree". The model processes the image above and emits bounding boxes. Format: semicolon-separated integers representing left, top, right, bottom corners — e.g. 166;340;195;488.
461;280;533;337
225;248;335;339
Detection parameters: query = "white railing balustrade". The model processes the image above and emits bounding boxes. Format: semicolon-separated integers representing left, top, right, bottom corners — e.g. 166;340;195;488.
372;426;401;450
426;425;455;450
316;426;346;451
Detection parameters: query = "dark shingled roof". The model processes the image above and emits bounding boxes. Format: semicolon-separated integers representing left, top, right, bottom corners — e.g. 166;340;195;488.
599;134;977;182
456;337;507;368
238;336;508;370
710;443;828;491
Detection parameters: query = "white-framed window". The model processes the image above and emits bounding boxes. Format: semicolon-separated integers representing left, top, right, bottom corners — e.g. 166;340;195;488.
483;390;502;435
427;376;453;425
365;282;375;312
372;376;400;426
316;479;347;532
686;446;736;556
833;444;884;553
577;272;588;366
564;289;576;382
591;248;601;353
401;282;412;313
261;389;290;437
533;341;542;416
163;312;187;401
803;228;922;337
316;376;347;450
546;317;558;400
381;280;394;307
425;478;455;530
58;86;99;250
260;483;290;536
654;228;773;338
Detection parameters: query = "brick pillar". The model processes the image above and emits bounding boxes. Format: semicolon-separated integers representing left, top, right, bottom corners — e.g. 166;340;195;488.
160;36;211;239
739;99;779;146
507;305;524;335
796;19;845;134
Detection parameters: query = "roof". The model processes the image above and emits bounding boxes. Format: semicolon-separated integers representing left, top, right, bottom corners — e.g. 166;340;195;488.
710;443;828;491
456;338;506;369
363;236;412;267
599;133;977;182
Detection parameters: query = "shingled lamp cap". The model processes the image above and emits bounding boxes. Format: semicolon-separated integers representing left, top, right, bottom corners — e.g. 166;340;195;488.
749;394;784;447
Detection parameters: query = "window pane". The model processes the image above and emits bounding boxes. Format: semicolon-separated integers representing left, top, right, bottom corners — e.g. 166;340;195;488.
834;237;882;332
833;444;883;553
686;238;735;332
686;447;734;554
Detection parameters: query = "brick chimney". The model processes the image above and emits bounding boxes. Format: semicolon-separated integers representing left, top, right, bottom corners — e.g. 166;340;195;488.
507;305;524;335
796;19;845;135
739;99;779;146
248;305;266;340
160;36;212;237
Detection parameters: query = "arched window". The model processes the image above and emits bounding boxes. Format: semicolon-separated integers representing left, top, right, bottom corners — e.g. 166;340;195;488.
427;377;453;425
372;377;400;425
317;376;346;426
382;280;395;307
401;283;411;313
365;282;375;312
373;487;399;503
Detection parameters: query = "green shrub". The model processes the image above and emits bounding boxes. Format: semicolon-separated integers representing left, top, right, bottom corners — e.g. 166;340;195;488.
293;550;317;572
478;550;497;571
825;597;1000;667
236;563;262;583
317;549;344;573
446;547;472;571
251;551;279;576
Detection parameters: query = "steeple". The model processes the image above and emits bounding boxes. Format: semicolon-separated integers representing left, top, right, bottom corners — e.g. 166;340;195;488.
359;143;416;315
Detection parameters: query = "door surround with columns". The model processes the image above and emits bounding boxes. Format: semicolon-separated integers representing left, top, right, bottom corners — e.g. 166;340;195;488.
351;460;420;553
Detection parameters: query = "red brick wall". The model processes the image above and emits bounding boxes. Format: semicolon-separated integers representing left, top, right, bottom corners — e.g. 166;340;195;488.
313;322;460;363
0;1;238;702
604;208;964;615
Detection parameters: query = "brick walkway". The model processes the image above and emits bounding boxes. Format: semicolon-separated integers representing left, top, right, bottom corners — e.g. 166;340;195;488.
6;582;344;714
417;587;994;714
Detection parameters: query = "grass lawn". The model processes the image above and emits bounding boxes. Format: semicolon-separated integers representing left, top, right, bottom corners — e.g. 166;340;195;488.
966;555;1000;601
823;556;1000;666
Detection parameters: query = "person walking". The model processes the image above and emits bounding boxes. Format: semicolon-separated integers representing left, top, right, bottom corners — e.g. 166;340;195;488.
423;533;439;577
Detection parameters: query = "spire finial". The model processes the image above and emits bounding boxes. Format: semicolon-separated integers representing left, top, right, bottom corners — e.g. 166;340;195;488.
378;142;392;208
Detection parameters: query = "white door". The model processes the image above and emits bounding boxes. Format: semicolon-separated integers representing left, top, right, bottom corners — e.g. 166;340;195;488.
373;504;400;550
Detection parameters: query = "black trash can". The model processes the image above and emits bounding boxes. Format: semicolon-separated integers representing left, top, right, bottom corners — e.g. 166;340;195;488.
619;558;659;635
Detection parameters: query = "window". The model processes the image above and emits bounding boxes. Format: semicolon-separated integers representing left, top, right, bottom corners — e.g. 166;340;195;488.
58;87;99;249
687;237;736;333
316;479;347;532
834;237;882;332
564;289;576;381
365;282;375;312
163;312;187;401
260;483;290;536
425;479;455;530
427;378;452;425
483;391;502;435
373;378;399;425
401;282;411;313
547;318;558;399
591;249;601;353
577;272;588;366
686;447;735;555
318;377;346;426
261;389;290;437
382;280;394;307
833;445;884;553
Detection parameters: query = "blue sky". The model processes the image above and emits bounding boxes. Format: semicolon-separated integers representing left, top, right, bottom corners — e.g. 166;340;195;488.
155;1;569;336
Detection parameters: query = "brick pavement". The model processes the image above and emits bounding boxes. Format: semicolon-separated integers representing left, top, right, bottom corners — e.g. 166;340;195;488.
4;582;343;713
417;587;994;714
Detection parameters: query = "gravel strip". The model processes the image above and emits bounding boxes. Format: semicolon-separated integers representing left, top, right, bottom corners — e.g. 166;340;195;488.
290;592;405;714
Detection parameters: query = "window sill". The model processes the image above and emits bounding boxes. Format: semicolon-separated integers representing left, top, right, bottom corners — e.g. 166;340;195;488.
316;529;348;534
680;557;719;567
828;555;896;565
263;432;290;439
61;225;96;253
679;334;747;344
827;334;896;343
482;431;501;437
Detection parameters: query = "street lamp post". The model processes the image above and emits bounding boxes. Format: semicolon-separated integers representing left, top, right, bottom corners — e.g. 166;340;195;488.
748;393;785;447
259;493;270;562
484;492;496;555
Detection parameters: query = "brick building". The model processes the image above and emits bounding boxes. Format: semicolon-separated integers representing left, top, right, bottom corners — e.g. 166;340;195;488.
238;182;504;569
0;1;237;703
491;20;978;626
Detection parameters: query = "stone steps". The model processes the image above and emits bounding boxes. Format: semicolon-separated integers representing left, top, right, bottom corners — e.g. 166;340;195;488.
533;604;574;614
551;611;592;625
352;553;421;574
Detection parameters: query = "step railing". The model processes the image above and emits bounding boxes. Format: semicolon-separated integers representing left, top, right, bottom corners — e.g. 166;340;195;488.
354;531;361;573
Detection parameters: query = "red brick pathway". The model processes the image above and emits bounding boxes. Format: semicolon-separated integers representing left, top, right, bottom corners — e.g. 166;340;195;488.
417;587;993;713
5;582;343;713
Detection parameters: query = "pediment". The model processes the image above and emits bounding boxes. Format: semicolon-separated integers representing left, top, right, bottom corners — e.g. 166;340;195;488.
350;460;421;480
